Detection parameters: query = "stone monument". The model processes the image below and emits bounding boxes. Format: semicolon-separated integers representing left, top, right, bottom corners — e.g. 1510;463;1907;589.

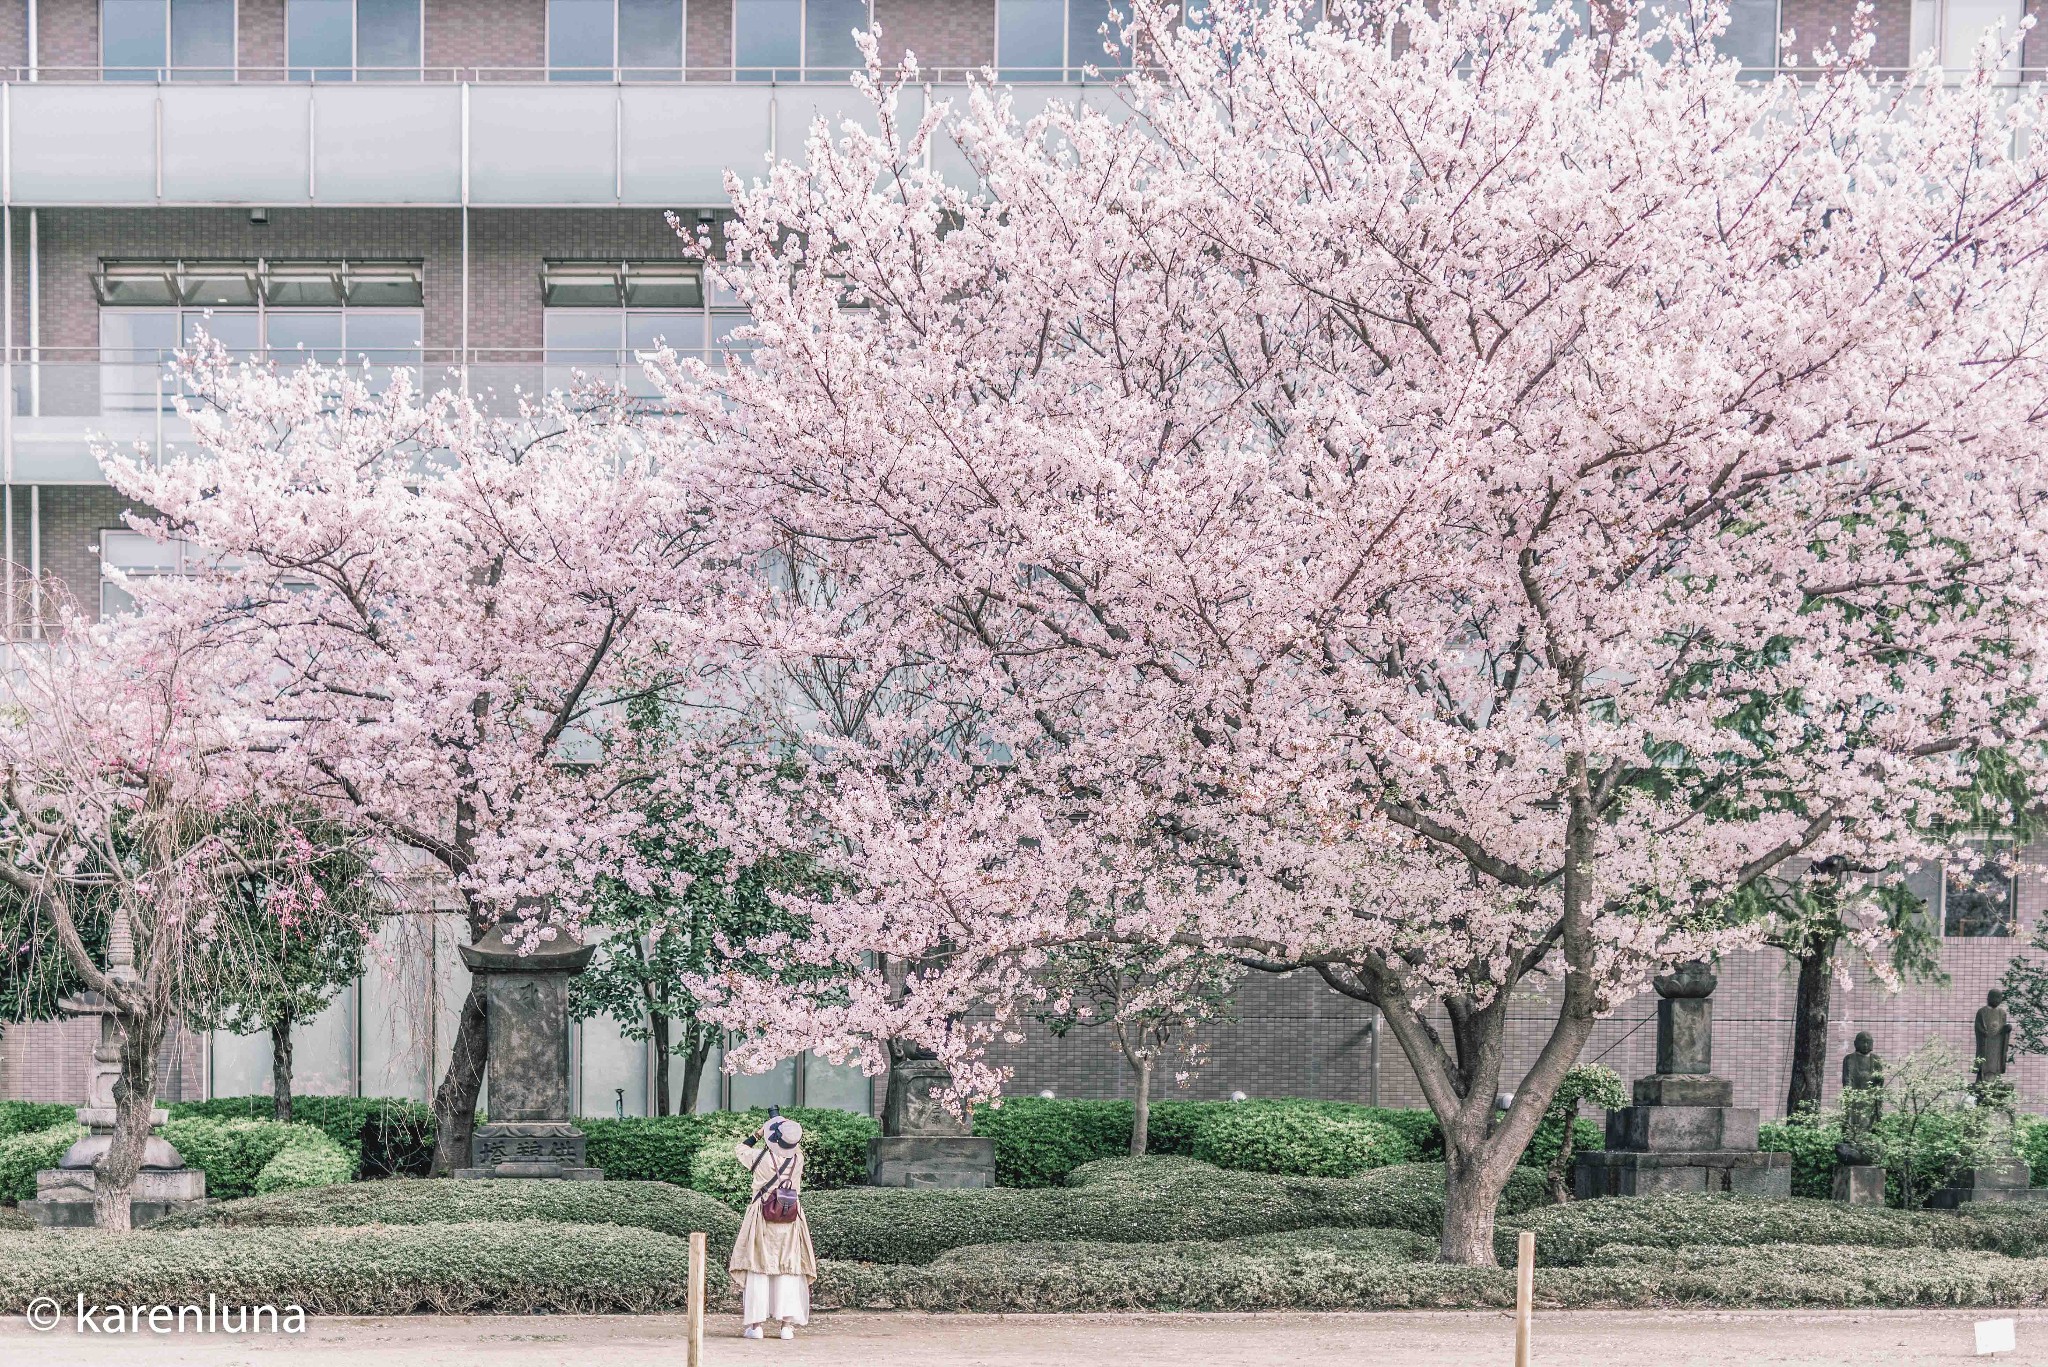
1832;1032;1885;1205
1574;961;1791;1198
24;904;205;1229
453;918;602;1180
865;1052;995;1187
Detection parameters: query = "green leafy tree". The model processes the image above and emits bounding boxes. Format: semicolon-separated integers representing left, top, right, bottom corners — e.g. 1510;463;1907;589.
183;809;386;1123
572;798;826;1116
1540;1063;1626;1204
1037;940;1239;1156
1876;1040;2012;1209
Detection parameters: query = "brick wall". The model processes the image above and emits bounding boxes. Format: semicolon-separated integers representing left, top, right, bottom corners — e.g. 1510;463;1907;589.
874;0;993;72
241;0;288;77
427;0;546;74
466;207;698;354
1782;0;1913;68
36;0;95;73
0;1017;207;1104
688;0;733;75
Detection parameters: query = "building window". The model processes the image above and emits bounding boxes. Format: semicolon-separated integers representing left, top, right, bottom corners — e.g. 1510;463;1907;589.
95;260;424;413
103;0;236;80
100;530;199;619
1944;845;2018;938
1717;0;1778;75
733;0;869;81
550;0;685;79
289;0;422;80
541;260;748;397
1911;0;2026;79
997;0;1132;80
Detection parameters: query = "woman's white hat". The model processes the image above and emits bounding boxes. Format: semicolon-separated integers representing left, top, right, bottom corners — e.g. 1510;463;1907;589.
765;1117;804;1149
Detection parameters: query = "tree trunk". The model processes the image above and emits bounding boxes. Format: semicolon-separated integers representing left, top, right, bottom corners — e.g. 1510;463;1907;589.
270;1008;295;1124
429;977;488;1176
1546;1115;1578;1205
1438;1141;1511;1265
1130;1055;1152;1158
95;1013;166;1231
1785;935;1837;1118
679;1028;713;1115
650;1012;672;1118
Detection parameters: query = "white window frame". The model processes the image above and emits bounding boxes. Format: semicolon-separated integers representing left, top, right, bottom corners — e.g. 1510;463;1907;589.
730;0;874;79
547;0;692;79
101;0;240;79
285;0;427;80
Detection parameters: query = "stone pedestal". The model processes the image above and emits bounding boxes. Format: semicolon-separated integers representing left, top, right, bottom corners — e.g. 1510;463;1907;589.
867;1056;993;1188
23;1159;207;1228
866;1135;998;1187
1574;963;1790;1200
452;921;603;1181
1832;1164;1886;1205
1927;1158;2048;1209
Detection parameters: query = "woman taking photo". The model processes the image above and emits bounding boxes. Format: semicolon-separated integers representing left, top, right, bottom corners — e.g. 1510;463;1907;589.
727;1112;817;1340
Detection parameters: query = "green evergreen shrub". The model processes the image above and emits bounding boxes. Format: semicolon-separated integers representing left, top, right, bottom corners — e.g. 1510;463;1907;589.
1188;1106;1411;1177
686;1108;880;1207
0;1206;31;1231
580;1115;721;1185
2018;1116;2048;1187
0;1102;78;1140
1499;1193;1982;1266
160;1119;336;1201
253;1134;354;1194
1759;1118;1842;1200
0;1123;83;1203
165;1096;435;1178
973;1097;1134;1186
804;1157;1546;1264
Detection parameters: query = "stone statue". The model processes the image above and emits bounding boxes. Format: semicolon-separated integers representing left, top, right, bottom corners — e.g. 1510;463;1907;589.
1976;989;2013;1083
1836;1032;1884;1167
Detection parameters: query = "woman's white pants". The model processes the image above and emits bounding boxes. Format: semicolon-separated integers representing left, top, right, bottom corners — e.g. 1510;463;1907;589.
742;1272;810;1326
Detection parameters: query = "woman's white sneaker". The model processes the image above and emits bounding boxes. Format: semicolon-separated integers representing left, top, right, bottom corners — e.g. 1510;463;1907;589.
779;1325;796;1340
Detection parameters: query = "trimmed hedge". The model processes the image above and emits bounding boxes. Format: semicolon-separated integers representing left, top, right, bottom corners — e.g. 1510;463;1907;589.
1758;1119;1840;1200
1188;1106;1412;1177
581;1108;878;1203
0;1123;82;1204
155;1177;742;1248
0;1221;732;1315
167;1096;434;1179
160;1119;341;1202
805;1157;1548;1265
972;1099;1138;1188
0;1206;31;1231
253;1137;355;1194
0;1101;77;1140
1499;1194;1982;1267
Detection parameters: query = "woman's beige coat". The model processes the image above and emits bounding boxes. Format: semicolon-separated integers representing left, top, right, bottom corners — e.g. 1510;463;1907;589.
726;1138;818;1290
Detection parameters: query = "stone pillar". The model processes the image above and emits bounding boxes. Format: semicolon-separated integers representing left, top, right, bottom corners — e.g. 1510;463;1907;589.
1832;1164;1885;1205
1574;962;1791;1199
24;904;205;1229
866;1055;995;1188
453;920;603;1181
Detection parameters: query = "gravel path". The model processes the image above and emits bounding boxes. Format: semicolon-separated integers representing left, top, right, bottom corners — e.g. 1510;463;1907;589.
5;1308;2044;1365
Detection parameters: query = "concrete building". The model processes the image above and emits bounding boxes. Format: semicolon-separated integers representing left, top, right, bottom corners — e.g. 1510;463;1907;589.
0;0;2044;1119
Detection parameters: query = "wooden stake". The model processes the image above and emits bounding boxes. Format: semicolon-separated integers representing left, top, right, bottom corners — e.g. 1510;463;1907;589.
688;1230;707;1367
1514;1229;1535;1367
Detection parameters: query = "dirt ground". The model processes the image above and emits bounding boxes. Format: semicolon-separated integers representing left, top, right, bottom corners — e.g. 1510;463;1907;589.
6;1309;2047;1366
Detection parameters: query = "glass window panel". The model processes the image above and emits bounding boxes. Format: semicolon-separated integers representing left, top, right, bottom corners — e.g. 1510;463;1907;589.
545;310;626;390
265;312;346;365
1068;0;1129;75
100;309;180;358
183;311;262;357
170;0;236;78
1719;0;1776;74
289;0;355;80
1943;0;2023;74
624;311;700;353
998;0;1065;78
550;0;617;77
735;0;801;80
1946;848;2016;938
804;0;868;76
619;0;683;76
711;311;755;369
180;266;259;307
343;310;424;363
104;0;168;77
357;0;422;76
729;1057;797;1111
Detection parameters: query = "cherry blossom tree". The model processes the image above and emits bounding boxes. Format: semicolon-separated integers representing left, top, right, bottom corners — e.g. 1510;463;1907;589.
0;607;354;1227
675;0;2048;1261
101;354;733;1173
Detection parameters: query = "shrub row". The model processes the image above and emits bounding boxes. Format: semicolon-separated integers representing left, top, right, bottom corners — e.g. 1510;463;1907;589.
0;1101;78;1140
805;1157;1549;1265
581;1108;878;1205
160;1119;353;1200
22;1218;2048;1316
167;1097;435;1179
969;1097;1604;1188
1761;1112;2048;1208
159;1177;742;1246
0;1221;735;1316
0;1123;83;1203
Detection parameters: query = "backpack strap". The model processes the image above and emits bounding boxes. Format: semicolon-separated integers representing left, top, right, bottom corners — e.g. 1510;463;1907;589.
753;1152;796;1204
